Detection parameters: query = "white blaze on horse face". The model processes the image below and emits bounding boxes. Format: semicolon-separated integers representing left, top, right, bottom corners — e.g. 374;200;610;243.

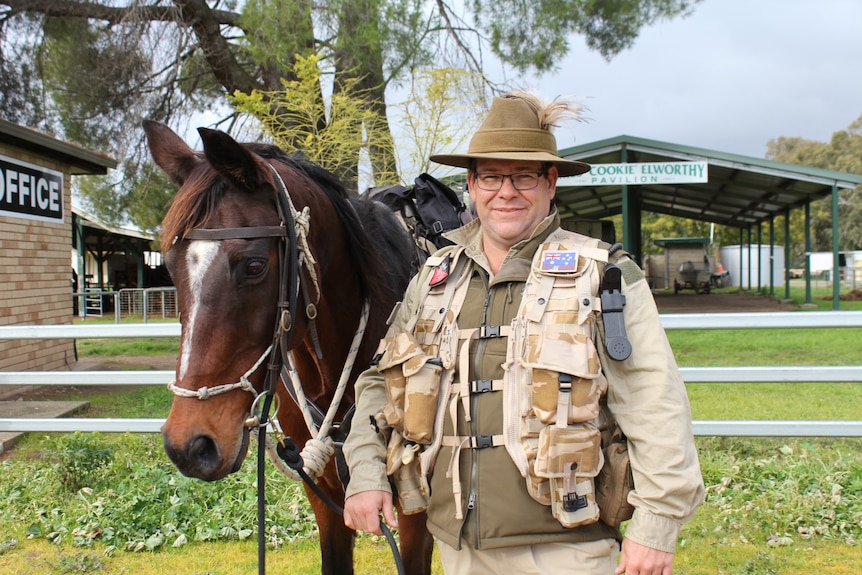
179;240;221;380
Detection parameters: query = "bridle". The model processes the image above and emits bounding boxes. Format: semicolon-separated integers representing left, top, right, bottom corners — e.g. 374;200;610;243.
164;161;402;575
166;159;371;457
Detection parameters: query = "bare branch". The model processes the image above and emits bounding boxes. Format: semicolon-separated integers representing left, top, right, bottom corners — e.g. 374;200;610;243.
0;0;240;27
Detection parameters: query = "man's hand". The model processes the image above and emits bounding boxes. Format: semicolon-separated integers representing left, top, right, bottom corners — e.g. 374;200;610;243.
616;538;674;575
343;490;398;535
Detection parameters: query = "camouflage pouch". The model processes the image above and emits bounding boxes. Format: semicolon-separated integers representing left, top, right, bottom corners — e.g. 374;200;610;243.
385;430;429;515
524;330;607;425
375;331;442;444
595;427;635;527
533;424;603;528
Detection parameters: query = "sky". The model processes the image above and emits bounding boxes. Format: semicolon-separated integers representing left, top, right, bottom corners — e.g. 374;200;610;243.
510;0;862;159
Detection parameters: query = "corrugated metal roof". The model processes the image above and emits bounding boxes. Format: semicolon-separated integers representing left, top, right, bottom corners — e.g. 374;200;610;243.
556;135;862;228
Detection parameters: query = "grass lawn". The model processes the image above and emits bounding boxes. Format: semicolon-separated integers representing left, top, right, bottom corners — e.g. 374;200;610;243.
1;300;860;573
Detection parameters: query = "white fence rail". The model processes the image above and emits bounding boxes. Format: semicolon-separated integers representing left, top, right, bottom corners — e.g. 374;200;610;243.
2;311;862;437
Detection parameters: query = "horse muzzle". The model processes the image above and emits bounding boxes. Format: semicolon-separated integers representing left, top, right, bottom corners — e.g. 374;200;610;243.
161;401;251;481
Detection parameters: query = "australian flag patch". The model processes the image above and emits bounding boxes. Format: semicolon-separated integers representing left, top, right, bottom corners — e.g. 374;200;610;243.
540;250;578;272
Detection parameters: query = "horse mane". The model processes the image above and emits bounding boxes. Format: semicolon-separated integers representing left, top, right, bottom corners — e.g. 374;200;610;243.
160;160;224;250
160;143;402;314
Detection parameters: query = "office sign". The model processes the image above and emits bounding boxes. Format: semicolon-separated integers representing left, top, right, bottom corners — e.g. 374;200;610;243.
561;161;708;186
0;154;64;222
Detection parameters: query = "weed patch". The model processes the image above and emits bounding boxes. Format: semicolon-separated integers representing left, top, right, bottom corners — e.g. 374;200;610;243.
54;433;114;492
1;434;317;553
698;438;862;548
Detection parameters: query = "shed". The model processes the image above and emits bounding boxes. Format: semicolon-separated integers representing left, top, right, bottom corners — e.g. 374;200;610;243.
649;237;714;291
0;119;116;371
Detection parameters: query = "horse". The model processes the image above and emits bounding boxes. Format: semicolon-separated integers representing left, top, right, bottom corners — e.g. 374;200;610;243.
143;120;433;575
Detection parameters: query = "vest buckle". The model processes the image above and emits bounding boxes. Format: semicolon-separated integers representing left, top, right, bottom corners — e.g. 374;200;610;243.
479;325;501;338
472;435;494;449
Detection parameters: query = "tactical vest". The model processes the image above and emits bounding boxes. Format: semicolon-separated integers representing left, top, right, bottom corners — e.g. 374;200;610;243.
375;228;613;528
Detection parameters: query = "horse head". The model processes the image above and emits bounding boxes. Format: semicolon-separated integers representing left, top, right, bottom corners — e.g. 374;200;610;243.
145;120;291;480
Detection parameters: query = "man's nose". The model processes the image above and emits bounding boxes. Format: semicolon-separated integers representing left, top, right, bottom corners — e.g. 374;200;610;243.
497;175;519;195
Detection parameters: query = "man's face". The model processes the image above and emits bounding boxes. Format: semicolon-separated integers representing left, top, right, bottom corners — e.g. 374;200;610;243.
468;158;558;251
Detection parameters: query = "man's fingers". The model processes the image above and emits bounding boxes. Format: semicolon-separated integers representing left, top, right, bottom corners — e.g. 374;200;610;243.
381;504;399;529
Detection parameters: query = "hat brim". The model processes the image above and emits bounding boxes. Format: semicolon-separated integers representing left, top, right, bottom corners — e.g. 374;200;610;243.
430;151;590;177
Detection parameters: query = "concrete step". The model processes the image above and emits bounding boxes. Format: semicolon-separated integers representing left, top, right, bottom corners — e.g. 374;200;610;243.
0;400;90;455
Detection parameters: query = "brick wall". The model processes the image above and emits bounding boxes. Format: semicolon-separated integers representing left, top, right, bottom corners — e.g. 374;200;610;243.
0;142;75;371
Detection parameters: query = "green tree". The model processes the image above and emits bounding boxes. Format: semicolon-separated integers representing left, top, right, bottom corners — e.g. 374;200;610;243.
0;0;701;231
640;212;711;255
766;115;862;253
230;53;398;187
392;67;486;181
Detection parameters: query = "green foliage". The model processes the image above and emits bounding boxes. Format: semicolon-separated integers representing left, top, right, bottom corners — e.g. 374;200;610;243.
41;17;151;151
0;18;48;127
124;164;179;237
230;53;397;184
54;433;114;492
766;115;862;252
393;67;487;180
471;0;699;72
1;434;318;553
239;0;315;74
696;438;862;547
640;213;713;255
56;550;105;573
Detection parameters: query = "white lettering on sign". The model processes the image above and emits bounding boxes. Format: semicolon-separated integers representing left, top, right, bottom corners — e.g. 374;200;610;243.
0;154;64;222
558;161;709;187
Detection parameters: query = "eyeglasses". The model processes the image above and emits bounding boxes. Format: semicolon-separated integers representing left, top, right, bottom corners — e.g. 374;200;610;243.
473;172;544;191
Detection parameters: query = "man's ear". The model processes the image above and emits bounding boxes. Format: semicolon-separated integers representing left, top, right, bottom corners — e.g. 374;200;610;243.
467;171;478;203
546;165;559;198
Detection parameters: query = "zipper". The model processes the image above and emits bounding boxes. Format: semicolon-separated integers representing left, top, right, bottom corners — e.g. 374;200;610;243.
467;276;493;548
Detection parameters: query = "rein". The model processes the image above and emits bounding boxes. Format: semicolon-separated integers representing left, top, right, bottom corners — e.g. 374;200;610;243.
167;161;404;575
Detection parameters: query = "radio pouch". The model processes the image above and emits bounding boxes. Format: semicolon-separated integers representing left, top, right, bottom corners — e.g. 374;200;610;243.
595;424;635;527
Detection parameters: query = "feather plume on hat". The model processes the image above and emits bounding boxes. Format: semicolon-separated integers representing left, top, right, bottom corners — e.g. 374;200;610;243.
500;90;586;133
430;91;591;177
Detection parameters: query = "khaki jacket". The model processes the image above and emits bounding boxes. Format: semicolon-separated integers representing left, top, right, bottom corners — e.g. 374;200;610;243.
344;213;704;552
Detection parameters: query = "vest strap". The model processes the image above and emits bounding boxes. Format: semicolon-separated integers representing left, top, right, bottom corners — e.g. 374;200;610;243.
442;433;506;519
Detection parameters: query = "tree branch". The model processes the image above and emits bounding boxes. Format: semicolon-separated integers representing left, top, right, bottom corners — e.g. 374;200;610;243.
1;0;239;27
170;0;260;96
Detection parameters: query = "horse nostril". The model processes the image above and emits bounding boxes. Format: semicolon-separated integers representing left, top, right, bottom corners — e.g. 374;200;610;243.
187;435;221;475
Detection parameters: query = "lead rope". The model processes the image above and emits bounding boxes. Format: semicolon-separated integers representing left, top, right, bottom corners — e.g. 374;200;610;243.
256;163;402;574
255;301;405;575
265;301;370;480
273;437;405;575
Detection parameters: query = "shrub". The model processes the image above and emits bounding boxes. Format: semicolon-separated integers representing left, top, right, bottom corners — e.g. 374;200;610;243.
54;433;114;492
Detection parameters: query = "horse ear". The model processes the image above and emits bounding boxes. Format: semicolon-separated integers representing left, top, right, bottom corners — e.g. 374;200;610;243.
142;120;200;186
198;127;268;192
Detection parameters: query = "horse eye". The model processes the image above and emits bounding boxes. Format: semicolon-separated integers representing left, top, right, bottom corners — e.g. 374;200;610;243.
246;259;267;277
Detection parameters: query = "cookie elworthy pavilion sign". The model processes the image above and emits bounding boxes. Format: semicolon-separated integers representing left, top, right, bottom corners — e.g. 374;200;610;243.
0;153;64;222
559;161;708;186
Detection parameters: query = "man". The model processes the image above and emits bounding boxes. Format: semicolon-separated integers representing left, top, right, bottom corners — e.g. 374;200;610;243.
343;91;704;575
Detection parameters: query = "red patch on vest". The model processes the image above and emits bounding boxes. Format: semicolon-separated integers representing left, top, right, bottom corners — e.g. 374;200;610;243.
429;254;452;286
